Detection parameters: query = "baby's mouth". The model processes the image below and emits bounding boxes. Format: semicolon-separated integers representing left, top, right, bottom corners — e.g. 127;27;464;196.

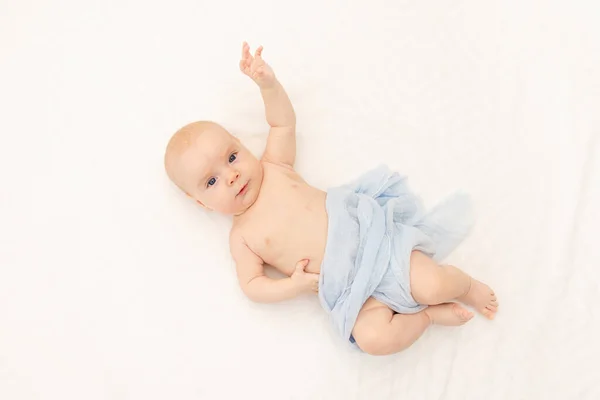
237;182;248;196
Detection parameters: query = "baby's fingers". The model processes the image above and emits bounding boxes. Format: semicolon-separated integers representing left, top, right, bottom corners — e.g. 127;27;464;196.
311;273;319;292
254;45;263;59
240;42;253;67
294;259;309;274
241;42;251;58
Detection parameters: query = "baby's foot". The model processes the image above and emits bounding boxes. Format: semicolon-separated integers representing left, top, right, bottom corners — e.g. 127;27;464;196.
458;278;498;319
424;303;474;326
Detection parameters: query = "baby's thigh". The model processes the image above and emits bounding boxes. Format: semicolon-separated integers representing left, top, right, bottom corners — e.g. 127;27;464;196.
352;297;394;340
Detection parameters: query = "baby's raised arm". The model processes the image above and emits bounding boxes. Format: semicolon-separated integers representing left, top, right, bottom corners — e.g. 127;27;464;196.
239;42;296;167
229;231;318;303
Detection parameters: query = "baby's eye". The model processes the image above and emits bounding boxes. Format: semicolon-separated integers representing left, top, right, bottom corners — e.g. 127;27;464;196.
207;177;216;187
229;153;237;163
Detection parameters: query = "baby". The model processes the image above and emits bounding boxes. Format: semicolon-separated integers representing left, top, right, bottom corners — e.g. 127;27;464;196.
164;43;498;356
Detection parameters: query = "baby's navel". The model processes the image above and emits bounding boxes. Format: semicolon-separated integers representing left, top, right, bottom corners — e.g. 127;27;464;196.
264;237;271;246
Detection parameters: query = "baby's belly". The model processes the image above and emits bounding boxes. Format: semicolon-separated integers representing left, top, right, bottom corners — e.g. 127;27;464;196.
258;194;328;276
270;232;327;276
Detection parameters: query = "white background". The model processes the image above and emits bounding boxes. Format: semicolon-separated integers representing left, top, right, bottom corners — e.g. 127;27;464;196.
1;1;599;399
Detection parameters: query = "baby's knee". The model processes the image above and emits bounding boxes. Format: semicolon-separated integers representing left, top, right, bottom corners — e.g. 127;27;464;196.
354;325;389;356
353;299;395;355
411;273;444;305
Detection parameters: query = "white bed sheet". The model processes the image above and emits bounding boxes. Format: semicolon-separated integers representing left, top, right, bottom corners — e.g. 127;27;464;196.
1;1;599;399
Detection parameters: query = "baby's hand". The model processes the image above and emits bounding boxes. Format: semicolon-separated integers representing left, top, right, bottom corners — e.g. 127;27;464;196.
239;42;276;88
291;259;319;294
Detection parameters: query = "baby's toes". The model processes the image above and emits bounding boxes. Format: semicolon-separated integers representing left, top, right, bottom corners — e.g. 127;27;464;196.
452;304;474;322
460;309;474;322
486;304;498;312
481;307;496;320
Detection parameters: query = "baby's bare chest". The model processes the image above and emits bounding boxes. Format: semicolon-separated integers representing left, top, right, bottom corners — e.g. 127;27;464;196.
235;167;328;273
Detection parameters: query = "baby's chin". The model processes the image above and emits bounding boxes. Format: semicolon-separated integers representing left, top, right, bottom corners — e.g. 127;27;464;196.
232;201;254;216
212;201;252;216
233;194;260;216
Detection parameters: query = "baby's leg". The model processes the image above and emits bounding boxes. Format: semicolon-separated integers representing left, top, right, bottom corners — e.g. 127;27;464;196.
351;298;473;356
409;250;499;319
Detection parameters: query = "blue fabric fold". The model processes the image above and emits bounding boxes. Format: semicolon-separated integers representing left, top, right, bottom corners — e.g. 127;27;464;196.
317;165;474;347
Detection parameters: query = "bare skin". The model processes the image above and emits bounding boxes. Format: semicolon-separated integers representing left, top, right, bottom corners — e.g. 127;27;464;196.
164;42;498;355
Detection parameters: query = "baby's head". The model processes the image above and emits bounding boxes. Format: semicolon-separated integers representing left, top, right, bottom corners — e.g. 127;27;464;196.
164;121;263;215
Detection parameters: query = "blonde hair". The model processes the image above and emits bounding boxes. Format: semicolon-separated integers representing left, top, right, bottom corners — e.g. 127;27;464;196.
163;121;222;192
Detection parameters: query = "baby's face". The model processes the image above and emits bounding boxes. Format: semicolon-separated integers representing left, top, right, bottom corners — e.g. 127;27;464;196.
175;125;263;215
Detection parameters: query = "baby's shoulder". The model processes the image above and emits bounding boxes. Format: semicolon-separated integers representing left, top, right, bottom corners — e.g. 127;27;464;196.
260;157;294;172
262;159;302;180
261;160;305;184
229;221;246;242
230;216;258;244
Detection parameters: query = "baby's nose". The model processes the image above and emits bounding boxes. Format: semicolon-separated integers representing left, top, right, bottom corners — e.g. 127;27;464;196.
228;170;240;185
